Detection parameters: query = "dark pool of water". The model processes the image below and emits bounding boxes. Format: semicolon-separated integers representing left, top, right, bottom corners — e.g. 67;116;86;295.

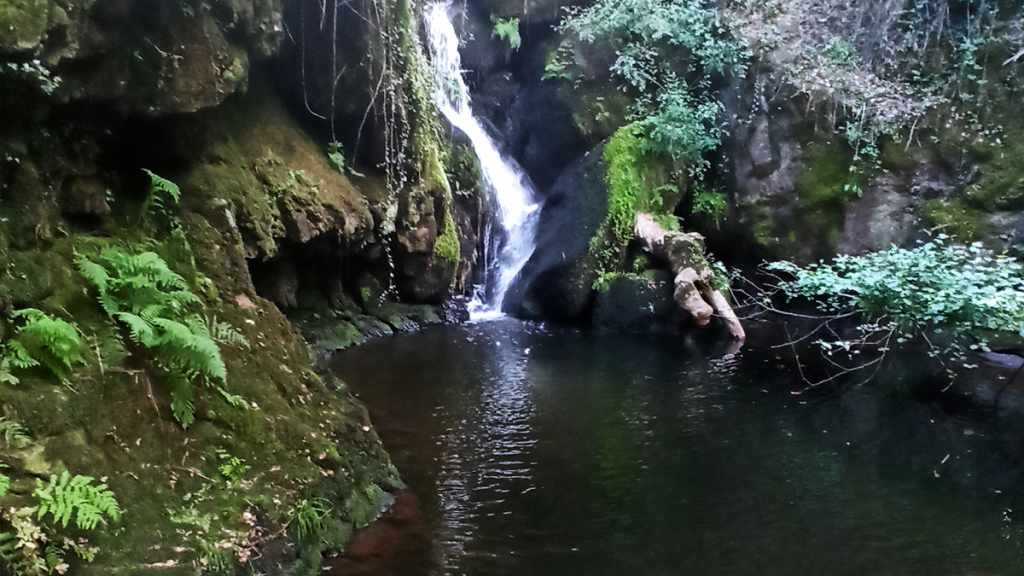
328;319;1024;576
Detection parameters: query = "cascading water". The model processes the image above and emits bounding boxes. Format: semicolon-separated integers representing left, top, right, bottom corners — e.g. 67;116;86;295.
425;2;540;320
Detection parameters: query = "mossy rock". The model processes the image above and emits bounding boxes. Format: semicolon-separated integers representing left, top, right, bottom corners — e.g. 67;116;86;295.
963;140;1024;211
794;139;859;209
0;0;50;52
593;272;678;332
920;198;990;243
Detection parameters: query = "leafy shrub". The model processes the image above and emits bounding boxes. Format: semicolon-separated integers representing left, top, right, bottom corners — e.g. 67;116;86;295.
77;248;246;428
637;81;722;175
34;472;120;531
692;188;728;227
327;142;346;173
1;309;84;384
561;0;744;180
769;236;1024;342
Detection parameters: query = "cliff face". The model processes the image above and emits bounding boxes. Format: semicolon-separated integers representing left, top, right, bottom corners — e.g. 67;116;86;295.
447;0;1024;332
0;0;479;573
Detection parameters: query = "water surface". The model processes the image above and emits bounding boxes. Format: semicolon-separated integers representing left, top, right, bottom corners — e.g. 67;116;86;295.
330;320;1024;576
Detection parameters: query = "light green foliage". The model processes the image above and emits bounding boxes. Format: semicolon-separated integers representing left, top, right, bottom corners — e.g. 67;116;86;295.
0;472;8;498
292;497;332;540
216;449;250;484
652;213;681;232
1;309;85;384
637;80;722;176
543;41;578;81
602;125;646;250
692;188;727;227
769;236;1024;342
564;0;742;89
34;471;120;531
490;15;521;50
327;141;346;173
77;248;247;428
591;125;685;271
562;0;743;179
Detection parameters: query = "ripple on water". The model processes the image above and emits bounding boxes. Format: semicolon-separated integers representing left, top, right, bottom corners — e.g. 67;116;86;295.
330;320;1024;576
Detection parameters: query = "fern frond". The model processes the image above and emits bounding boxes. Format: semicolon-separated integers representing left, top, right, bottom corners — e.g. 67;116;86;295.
5;342;39;370
143;169;181;203
0;418;30;448
151;319;226;381
11;310;84;378
141;170;182;227
43;545;63;572
114;312;157;347
0;473;9;498
168;375;196;430
75;256;110;297
215;386;247;408
0;357;18;386
34;471;120;530
193;316;249;349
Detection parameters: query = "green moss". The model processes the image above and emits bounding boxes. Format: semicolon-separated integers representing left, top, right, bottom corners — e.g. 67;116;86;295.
449;142;482;197
963;140;1024;211
0;0;49;51
794;140;858;209
920;198;989;242
878;136;919;172
589;125;683;272
434;207;460;263
604;125;647;248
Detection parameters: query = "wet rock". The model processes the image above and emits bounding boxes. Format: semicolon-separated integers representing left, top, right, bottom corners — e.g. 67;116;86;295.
505;145;608;321
593;272;678;332
506;84;587;192
59;175;110;218
1;0;283;115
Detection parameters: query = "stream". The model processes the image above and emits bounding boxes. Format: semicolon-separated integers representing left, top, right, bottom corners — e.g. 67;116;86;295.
328;319;1024;576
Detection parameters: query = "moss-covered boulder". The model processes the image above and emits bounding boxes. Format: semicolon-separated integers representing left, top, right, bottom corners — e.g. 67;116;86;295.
0;0;282;114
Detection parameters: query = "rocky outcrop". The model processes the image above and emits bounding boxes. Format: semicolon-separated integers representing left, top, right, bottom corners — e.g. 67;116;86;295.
0;0;283;114
504;145;607;320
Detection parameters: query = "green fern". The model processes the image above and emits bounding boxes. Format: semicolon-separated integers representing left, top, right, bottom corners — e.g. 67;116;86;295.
0;472;9;498
77;247;246;428
1;309;84;382
141;169;181;227
0;530;32;575
34;471;120;531
0;509;47;576
195;315;249;349
0;418;30;448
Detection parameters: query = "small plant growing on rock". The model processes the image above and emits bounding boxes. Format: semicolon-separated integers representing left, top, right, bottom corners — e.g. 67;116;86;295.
291;497;332;541
34;472;120;531
491;15;521;50
77;247;247;428
1;309;85;385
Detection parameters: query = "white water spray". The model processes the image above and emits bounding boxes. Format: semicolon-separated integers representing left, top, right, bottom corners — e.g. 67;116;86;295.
425;2;540;320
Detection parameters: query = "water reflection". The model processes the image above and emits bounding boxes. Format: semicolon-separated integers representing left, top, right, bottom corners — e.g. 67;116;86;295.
330;320;1024;576
433;325;538;573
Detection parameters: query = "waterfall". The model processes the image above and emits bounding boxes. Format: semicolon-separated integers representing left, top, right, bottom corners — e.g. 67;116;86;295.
425;2;540;320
